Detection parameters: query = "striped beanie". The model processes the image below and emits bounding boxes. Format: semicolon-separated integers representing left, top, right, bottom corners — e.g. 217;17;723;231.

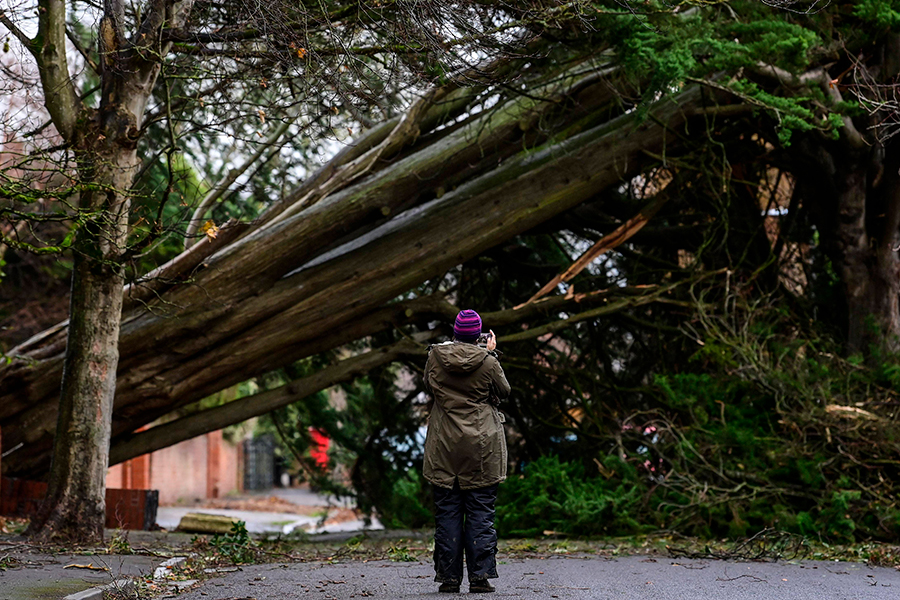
453;309;482;342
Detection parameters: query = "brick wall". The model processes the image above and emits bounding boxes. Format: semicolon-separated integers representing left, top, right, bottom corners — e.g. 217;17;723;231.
107;430;243;505
219;436;243;498
151;434;209;505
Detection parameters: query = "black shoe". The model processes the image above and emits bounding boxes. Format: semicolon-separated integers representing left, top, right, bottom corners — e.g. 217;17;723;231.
439;582;460;593
469;579;495;593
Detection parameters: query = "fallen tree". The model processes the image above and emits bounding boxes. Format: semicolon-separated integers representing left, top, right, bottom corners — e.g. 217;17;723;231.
0;61;719;478
6;2;900;544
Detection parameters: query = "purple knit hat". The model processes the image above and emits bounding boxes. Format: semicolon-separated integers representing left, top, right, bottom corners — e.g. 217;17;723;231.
453;309;482;342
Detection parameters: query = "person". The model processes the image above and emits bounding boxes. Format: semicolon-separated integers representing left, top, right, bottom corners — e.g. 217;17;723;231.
423;309;511;594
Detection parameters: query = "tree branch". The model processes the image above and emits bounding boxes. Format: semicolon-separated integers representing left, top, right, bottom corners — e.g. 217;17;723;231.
108;336;431;464
0;11;36;55
65;26;99;73
35;0;83;142
183;114;297;248
502;273;724;343
753;62;867;148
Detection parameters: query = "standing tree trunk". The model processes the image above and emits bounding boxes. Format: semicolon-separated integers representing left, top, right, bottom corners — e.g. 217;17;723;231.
843;140;900;356
798;137;900;357
19;0;193;543
27;215;128;540
26;133;138;540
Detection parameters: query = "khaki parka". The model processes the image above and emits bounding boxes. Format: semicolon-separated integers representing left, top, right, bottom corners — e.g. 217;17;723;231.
423;341;511;490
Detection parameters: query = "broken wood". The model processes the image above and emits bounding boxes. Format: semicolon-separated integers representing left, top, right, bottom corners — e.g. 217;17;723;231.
519;192;671;308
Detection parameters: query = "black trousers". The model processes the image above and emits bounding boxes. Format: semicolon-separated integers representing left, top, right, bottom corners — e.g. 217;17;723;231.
432;481;499;584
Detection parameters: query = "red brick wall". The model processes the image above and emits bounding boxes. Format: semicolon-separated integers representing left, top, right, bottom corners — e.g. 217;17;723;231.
151;434;209;505
107;463;124;489
219;435;243;497
107;430;243;505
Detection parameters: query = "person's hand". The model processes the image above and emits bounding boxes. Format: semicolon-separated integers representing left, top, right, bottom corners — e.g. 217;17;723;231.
486;330;497;352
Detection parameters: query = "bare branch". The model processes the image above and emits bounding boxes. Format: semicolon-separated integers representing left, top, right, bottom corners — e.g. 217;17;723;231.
65;27;99;74
35;0;83;141
184;113;297;247
0;11;36;55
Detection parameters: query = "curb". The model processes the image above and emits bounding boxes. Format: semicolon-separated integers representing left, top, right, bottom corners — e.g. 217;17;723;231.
61;555;189;600
62;579;135;600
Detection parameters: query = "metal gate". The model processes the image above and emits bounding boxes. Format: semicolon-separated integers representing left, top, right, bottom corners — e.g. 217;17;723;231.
243;434;275;491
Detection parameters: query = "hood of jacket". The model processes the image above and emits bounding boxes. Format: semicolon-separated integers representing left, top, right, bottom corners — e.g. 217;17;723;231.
431;341;489;374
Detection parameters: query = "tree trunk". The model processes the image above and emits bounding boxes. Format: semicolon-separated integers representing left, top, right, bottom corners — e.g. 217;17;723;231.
0;81;711;480
24;133;137;542
18;0;192;542
800;138;900;356
26;242;125;541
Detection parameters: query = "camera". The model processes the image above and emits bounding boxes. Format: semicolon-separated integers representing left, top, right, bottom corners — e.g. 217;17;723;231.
477;332;493;347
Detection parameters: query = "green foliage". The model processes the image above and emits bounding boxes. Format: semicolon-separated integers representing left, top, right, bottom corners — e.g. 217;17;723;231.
496;456;647;537
386;544;417;562
473;281;900;543
652;299;900;542
127;151;209;278
727;19;820;72
379;471;433;530
210;521;257;564
107;530;133;555
853;0;900;29
820;491;863;542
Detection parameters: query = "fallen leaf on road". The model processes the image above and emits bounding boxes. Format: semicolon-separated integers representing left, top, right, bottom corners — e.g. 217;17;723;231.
63;563;108;571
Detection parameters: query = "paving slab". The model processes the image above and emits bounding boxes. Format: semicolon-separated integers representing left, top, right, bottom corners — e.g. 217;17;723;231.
171;554;900;599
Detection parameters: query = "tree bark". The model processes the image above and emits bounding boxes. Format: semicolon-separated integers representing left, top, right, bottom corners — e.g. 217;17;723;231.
25;123;138;542
26;231;127;541
843;140;900;356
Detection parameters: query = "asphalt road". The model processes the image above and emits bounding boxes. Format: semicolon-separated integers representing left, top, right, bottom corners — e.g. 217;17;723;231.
175;554;900;599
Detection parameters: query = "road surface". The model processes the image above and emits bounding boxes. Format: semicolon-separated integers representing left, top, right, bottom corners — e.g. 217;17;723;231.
172;554;900;599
